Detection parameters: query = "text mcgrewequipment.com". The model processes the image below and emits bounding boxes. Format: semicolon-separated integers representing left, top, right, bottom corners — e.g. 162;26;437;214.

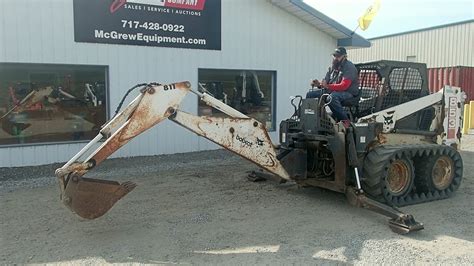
94;30;207;45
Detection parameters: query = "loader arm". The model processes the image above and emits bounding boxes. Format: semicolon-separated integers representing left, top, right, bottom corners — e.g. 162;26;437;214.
54;81;289;219
357;90;444;132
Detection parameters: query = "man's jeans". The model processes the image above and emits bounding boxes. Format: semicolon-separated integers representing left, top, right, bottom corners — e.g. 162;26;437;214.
306;89;353;121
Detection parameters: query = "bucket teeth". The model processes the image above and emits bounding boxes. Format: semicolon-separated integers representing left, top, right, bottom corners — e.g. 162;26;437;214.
121;181;137;192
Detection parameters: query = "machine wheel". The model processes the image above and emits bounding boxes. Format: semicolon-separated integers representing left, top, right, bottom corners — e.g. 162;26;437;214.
385;158;415;197
362;147;415;205
432;156;455;190
414;147;461;194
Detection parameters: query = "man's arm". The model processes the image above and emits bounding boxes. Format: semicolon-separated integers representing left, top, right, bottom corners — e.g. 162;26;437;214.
327;78;352;91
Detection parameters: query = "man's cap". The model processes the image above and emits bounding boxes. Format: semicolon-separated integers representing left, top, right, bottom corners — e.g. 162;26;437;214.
333;47;347;56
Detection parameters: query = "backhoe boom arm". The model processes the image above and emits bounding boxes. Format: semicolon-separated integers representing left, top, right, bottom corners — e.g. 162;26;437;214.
55;82;289;219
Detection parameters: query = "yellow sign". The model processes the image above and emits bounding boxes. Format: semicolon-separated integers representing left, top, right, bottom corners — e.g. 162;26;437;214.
358;0;381;31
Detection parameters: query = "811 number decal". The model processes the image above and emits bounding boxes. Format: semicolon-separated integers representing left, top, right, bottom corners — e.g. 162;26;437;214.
163;84;176;91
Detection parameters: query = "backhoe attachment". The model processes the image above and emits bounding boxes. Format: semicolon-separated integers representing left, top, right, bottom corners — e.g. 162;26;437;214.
55;81;288;219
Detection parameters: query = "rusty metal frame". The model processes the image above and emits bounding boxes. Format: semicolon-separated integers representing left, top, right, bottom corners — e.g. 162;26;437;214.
170;111;290;180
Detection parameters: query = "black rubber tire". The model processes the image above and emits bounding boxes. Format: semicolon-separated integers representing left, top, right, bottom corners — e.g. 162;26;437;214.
362;147;415;205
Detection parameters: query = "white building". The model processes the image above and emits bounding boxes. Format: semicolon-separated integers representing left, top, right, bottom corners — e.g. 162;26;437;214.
0;0;369;167
348;20;474;68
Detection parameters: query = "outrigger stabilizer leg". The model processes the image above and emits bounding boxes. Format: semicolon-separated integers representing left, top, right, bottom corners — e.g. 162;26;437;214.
346;187;424;234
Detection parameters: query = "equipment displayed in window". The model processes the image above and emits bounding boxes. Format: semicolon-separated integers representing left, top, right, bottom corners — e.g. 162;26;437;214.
0;64;108;146
2;83;104;132
198;70;274;129
234;71;265;110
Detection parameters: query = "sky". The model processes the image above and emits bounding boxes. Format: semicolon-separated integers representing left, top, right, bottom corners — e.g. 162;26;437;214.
304;0;474;39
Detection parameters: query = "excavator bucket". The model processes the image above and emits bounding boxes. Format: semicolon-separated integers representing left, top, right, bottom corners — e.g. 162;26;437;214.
61;175;136;219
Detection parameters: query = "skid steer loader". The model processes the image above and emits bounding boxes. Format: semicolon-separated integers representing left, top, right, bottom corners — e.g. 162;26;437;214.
54;61;464;234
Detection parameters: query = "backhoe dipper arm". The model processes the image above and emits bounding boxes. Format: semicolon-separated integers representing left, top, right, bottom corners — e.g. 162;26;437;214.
54;81;289;219
169;111;290;180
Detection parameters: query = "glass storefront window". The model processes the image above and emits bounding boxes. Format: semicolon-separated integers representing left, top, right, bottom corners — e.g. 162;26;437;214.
0;63;108;146
198;69;276;130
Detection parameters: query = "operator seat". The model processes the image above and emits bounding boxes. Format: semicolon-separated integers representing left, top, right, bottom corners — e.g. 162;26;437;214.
342;93;360;121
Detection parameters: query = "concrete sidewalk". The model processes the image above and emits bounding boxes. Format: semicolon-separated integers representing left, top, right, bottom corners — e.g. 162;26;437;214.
462;133;474;151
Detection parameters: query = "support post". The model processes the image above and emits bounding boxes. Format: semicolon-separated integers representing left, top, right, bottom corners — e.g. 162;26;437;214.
463;103;469;134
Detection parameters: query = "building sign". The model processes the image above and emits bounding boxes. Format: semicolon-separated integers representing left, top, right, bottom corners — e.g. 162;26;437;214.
73;0;221;50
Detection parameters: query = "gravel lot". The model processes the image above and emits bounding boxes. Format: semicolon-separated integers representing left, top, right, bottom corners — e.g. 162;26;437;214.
1;137;473;265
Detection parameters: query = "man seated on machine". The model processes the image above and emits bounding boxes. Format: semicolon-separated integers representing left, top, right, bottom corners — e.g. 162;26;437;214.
306;47;360;127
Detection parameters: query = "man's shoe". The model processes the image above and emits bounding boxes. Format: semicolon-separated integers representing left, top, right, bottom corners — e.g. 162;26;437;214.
341;119;351;129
